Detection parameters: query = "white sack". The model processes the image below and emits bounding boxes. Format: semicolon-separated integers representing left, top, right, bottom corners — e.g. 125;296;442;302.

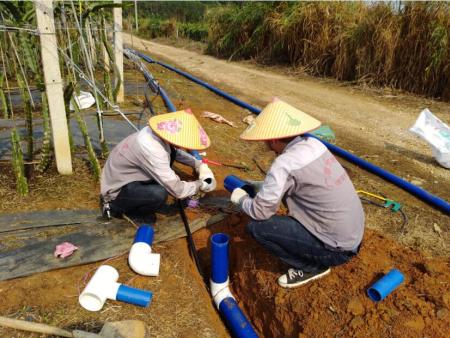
409;108;450;169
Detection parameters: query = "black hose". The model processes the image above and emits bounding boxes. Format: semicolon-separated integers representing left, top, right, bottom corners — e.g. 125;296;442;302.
177;199;205;280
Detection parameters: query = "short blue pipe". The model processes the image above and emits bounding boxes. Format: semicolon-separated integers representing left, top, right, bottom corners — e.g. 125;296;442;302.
134;225;154;245
219;297;259;338
224;175;256;198
116;284;153;307
211;233;229;284
134;50;450;215
368;269;404;302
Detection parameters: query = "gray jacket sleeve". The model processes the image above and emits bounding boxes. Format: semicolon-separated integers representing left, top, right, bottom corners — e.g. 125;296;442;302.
175;149;202;170
139;143;201;199
240;156;291;220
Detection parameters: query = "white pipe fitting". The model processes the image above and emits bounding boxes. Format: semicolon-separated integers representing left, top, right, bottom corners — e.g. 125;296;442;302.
210;278;234;309
128;242;161;276
79;265;121;311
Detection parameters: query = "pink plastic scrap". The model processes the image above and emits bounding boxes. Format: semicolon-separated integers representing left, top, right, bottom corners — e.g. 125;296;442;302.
54;242;78;258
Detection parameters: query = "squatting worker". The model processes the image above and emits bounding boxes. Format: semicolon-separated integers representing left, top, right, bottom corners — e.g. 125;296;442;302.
229;98;364;288
100;109;216;223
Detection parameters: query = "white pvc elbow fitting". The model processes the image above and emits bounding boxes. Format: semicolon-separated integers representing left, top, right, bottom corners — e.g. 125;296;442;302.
210;278;234;309
128;225;160;276
129;242;160;276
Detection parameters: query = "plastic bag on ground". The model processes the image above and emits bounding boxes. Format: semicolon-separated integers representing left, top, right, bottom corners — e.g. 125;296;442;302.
409;108;450;169
69;91;96;111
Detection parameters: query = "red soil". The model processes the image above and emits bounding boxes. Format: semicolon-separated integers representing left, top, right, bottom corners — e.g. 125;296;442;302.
193;215;450;338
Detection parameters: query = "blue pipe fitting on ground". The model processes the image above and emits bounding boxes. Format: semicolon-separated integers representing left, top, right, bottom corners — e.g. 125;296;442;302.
116;284;153;307
367;269;404;302
224;175;256;198
133;224;154;245
210;233;258;337
134;50;450;215
211;233;229;284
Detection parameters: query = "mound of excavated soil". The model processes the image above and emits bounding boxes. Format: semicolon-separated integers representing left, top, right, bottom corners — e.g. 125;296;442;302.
194;216;449;338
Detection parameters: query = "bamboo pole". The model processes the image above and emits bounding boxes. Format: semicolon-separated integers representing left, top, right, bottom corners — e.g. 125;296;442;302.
11;128;28;196
113;0;124;103
35;0;73;175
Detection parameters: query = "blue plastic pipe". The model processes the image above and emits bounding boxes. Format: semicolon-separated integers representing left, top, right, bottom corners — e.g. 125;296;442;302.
116;284;153;307
220;297;259;338
134;50;450;215
211;233;229;284
368;269;404;302
210;233;258;338
224;175;256;198
134;224;155;245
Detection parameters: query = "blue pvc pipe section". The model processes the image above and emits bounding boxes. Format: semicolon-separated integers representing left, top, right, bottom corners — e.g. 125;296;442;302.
211;233;229;284
219;297;259;338
134;50;450;215
135;50;260;115
116;284;153;307
368;269;404;302
224;175;256;198
210;233;258;337
134;225;155;245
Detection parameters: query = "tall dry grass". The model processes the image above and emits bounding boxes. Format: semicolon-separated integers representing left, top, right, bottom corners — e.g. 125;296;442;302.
206;2;450;100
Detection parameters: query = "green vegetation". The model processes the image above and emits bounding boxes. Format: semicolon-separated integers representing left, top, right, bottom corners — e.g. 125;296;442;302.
130;1;450;100
206;2;449;99
0;1;120;192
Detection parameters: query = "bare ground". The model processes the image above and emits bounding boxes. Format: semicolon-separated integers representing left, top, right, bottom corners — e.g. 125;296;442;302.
0;34;449;337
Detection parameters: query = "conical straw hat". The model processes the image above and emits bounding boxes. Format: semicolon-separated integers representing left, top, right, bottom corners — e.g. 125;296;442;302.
149;109;210;150
240;99;321;141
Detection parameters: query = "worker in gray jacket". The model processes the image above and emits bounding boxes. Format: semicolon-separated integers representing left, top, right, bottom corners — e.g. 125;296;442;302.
230;98;364;288
101;109;216;222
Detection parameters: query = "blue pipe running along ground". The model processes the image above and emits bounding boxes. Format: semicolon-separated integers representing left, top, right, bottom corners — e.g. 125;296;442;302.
132;49;450;215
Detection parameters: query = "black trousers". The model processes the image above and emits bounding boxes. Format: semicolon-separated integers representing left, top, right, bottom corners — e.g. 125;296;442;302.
110;180;168;220
247;215;359;273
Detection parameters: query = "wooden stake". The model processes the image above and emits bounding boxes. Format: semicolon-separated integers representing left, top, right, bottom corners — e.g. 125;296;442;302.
35;0;72;175
114;0;124;103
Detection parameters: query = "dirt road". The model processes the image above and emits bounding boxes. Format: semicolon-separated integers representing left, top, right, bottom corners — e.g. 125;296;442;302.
124;33;450;199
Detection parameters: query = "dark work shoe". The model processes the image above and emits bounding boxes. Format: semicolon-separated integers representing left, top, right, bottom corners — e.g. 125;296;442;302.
99;196;112;220
278;267;331;288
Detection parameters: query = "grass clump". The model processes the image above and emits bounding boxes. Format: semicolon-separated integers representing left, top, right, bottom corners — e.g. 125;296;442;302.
205;1;450;100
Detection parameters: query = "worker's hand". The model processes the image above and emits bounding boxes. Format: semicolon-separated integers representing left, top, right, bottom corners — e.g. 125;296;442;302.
198;163;217;193
230;188;249;205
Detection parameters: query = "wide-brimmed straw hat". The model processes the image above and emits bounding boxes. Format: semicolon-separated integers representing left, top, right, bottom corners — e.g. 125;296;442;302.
240;99;321;141
149;109;210;150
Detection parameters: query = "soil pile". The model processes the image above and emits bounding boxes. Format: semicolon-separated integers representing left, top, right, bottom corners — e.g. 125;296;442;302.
194;217;450;337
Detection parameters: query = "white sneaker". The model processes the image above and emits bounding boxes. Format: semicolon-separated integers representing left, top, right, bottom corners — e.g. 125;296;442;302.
278;267;331;288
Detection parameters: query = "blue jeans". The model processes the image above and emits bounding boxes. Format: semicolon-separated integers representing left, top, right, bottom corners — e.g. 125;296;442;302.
110;180;168;219
247;215;357;273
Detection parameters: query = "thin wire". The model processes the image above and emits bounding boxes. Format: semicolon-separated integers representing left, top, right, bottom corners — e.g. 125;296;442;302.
359;197;408;230
69;0;105;144
2;12;140;131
